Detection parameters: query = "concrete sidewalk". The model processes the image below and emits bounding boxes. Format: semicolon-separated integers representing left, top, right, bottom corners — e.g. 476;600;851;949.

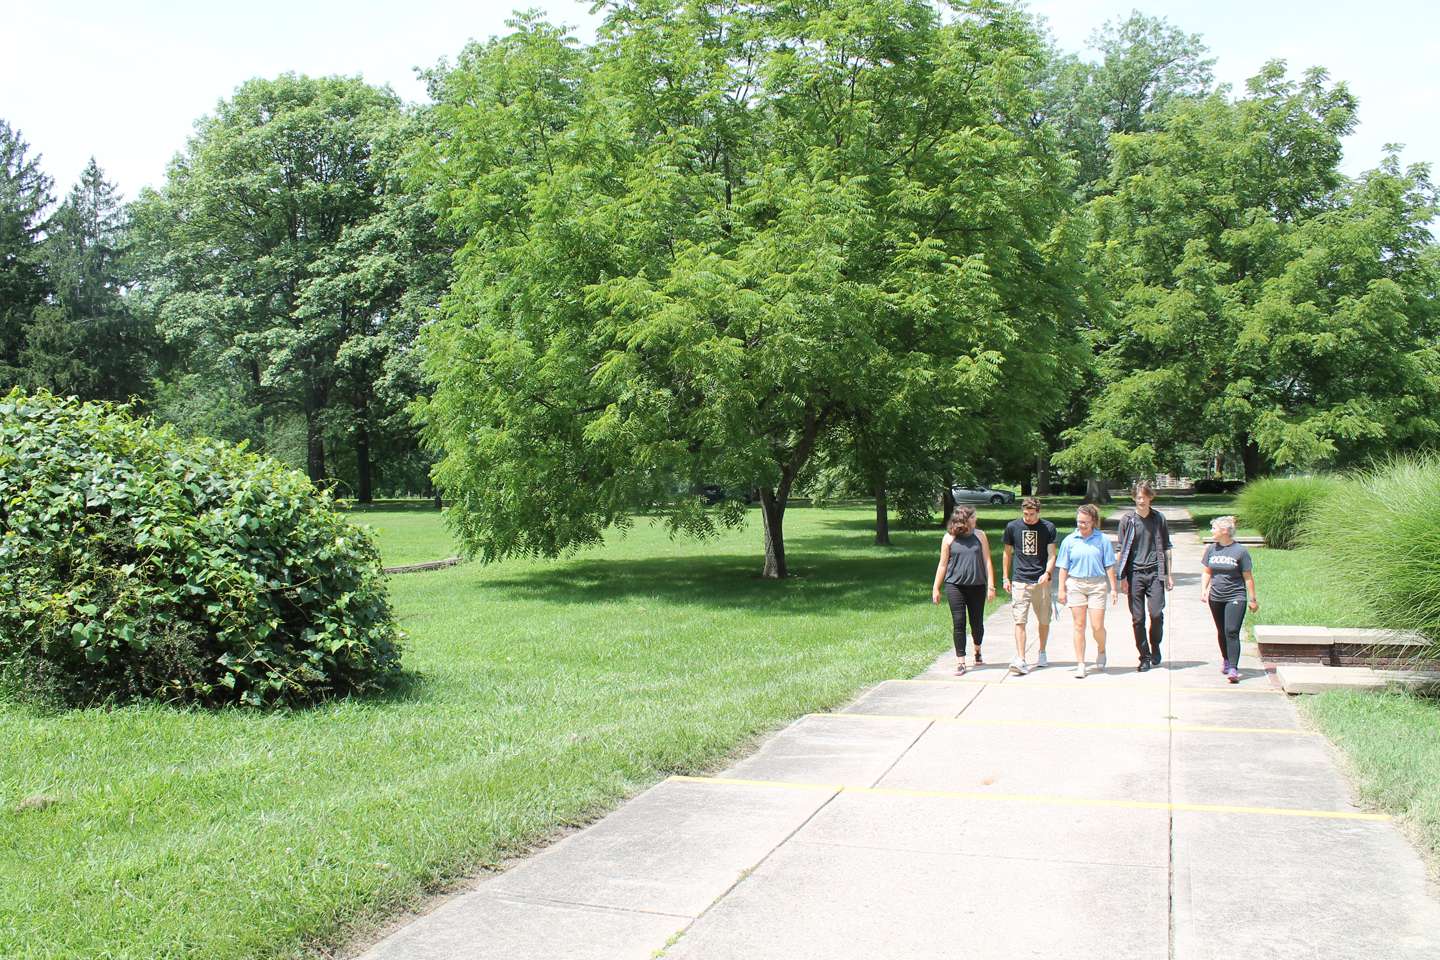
358;507;1440;959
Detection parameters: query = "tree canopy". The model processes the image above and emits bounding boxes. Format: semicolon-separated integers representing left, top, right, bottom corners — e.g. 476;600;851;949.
130;74;445;498
1060;63;1440;478
417;0;1090;576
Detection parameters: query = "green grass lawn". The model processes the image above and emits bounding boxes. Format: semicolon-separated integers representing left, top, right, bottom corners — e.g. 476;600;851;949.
1;504;1020;960
1156;493;1260;539
1301;691;1440;870
346;503;456;567
1249;545;1368;630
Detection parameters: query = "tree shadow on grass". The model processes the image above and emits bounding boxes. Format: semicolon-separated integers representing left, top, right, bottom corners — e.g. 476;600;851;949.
468;543;941;615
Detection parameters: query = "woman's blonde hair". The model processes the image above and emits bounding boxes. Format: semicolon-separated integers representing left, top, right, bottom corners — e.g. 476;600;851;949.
1210;515;1238;535
947;506;977;535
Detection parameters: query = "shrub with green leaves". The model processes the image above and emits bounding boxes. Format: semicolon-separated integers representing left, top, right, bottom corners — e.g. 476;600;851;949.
0;390;403;706
1301;457;1440;649
1236;475;1338;549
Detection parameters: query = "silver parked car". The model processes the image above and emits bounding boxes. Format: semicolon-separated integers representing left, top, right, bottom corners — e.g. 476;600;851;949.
951;484;1016;505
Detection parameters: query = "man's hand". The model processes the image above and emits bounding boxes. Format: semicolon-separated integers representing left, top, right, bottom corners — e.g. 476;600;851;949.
1166;575;1175;592
1037;572;1050;586
987;585;996;601
1119;580;1129;595
932;588;941;604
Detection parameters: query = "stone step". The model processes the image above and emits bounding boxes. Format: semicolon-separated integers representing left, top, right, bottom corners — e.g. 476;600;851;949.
1276;663;1440;695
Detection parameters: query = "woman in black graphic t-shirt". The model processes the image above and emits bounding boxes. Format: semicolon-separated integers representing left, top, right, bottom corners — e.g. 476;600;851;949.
1200;515;1259;683
931;506;996;674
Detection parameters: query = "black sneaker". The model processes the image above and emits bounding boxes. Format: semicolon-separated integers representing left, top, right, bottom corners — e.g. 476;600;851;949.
1137;658;1151;672
1149;647;1162;667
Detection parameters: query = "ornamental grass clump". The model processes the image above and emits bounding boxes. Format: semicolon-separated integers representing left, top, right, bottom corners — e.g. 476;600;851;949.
0;390;403;707
1301;456;1440;653
1236;475;1338;549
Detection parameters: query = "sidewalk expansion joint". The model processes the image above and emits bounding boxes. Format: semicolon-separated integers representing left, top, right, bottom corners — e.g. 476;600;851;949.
790;837;1167;872
655;775;845;955
897;677;1283;694
666;775;1392;822
815;712;1314;736
490;892;695;921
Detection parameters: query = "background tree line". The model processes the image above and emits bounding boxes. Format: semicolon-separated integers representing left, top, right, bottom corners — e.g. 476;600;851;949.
2;0;1436;575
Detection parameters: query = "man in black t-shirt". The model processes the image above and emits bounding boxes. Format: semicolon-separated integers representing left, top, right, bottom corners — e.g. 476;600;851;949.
1002;497;1057;674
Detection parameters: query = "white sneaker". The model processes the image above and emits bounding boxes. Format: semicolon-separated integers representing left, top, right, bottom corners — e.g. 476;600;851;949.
1008;659;1030;676
1037;651;1049;668
1073;662;1086;679
1095;653;1107;671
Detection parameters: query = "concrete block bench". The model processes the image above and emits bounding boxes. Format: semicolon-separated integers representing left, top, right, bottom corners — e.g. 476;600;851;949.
1255;625;1433;668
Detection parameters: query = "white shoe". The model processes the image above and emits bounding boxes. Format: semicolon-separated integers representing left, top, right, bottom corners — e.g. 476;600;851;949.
1037;651;1049;668
1008;659;1030;676
1095;653;1107;671
1074;662;1086;679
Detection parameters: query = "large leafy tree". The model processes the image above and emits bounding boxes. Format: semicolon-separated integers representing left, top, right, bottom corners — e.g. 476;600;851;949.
418;0;1087;577
22;158;156;401
1063;63;1440;477
132;75;417;492
0;120;53;388
1029;12;1213;497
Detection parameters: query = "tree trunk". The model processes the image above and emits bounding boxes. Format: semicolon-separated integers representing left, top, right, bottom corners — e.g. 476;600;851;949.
355;422;373;504
1084;476;1111;504
756;407;827;579
1020;476;1032;496
1241;438;1265;480
760;487;787;579
305;411;326;485
1036;452;1052;495
874;478;891;546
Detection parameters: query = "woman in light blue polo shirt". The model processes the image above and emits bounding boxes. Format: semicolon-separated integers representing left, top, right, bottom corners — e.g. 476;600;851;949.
1056;503;1118;678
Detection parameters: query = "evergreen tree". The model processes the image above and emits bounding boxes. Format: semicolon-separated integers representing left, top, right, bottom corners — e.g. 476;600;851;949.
23;158;155;401
0;120;53;388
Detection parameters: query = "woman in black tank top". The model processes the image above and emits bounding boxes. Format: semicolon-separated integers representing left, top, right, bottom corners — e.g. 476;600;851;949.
931;506;996;674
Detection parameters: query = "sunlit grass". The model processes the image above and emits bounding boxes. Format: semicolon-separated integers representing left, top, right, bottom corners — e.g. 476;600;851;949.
1;505;1001;960
1301;691;1440;871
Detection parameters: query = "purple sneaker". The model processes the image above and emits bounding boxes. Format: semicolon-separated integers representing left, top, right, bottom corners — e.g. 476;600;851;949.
1221;660;1231;675
1226;666;1240;684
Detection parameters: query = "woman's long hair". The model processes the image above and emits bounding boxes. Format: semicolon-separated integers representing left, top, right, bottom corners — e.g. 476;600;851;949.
947;506;977;536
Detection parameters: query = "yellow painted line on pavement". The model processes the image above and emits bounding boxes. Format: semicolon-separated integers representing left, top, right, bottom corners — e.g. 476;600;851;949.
667;775;1390;822
813;712;1314;736
895;678;1283;695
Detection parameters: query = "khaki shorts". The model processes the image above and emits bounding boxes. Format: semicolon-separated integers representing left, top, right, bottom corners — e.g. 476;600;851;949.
1010;580;1052;626
1065;576;1109;610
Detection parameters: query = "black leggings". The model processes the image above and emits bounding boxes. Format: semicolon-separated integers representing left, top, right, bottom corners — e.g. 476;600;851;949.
1209;599;1247;667
944;583;986;656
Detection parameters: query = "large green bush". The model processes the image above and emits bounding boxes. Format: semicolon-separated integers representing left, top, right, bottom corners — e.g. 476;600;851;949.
1301;457;1440;648
0;390;403;706
1236;476;1338;549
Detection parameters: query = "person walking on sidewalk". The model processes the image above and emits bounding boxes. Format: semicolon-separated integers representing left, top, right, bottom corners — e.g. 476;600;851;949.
932;506;997;675
1056;503;1117;679
1116;481;1174;672
1201;515;1259;683
1002;497;1057;675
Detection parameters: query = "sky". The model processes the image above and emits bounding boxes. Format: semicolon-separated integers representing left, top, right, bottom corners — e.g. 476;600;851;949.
3;0;1437;202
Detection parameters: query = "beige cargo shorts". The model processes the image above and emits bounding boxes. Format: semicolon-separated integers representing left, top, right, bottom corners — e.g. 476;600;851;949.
1010;580;1052;626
